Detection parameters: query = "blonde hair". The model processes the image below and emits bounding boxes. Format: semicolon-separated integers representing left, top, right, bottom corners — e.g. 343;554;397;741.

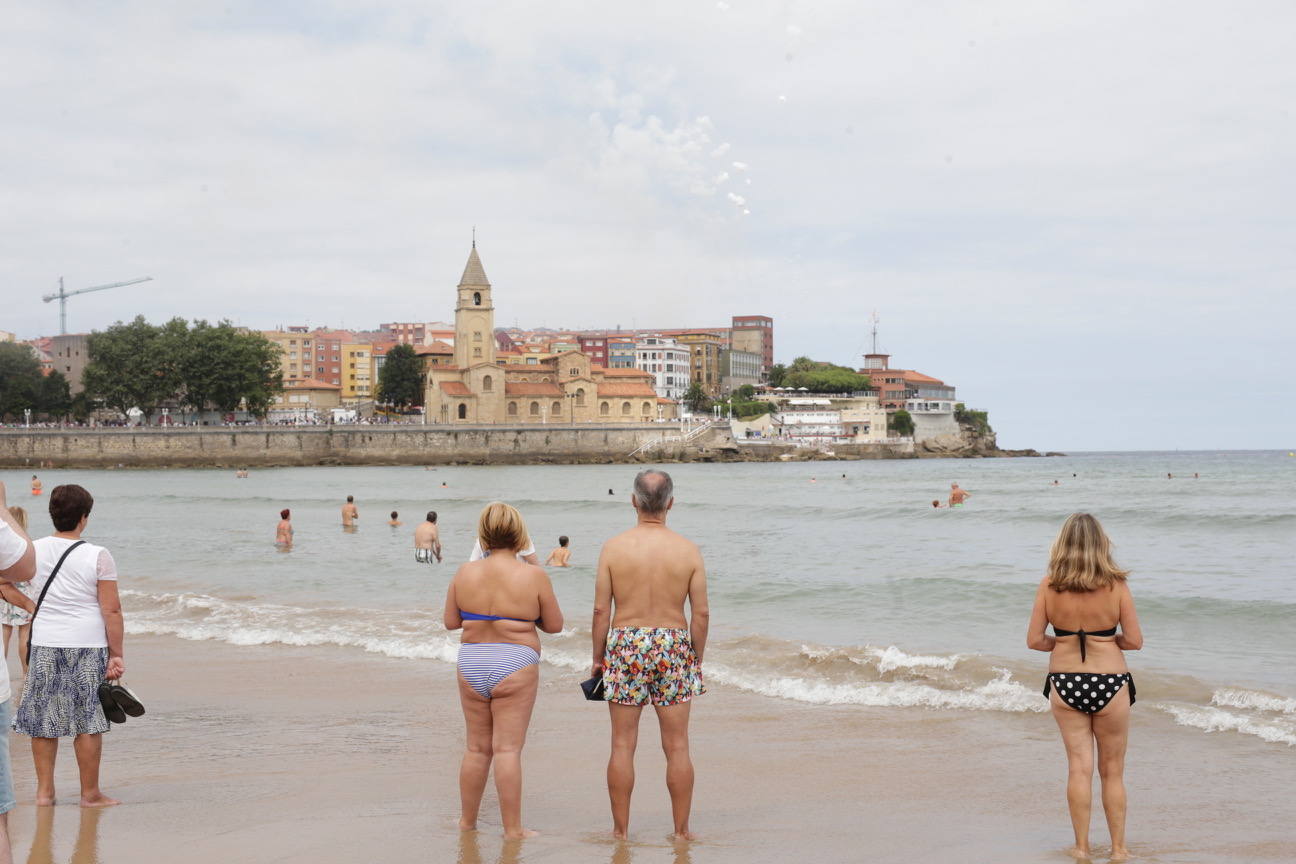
477;501;529;553
7;506;27;532
1047;513;1128;592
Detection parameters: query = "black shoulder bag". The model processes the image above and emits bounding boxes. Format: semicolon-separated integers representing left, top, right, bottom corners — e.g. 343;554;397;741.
24;539;86;666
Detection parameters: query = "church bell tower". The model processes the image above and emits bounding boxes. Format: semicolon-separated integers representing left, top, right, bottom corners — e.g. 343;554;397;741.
454;239;496;368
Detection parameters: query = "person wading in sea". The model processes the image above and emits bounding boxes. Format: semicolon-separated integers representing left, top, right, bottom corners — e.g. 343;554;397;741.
948;483;971;508
545;536;571;568
341;496;359;528
415;512;442;564
591;469;709;841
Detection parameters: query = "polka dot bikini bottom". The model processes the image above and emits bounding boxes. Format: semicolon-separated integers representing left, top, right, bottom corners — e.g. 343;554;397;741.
1044;672;1136;714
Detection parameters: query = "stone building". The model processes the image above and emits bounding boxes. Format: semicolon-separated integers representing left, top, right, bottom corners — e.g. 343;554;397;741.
422;244;677;424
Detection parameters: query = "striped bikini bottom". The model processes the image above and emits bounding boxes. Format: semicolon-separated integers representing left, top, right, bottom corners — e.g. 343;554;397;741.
457;643;540;699
1044;672;1136;715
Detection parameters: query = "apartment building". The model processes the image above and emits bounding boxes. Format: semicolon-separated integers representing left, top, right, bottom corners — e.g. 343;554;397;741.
635;336;690;401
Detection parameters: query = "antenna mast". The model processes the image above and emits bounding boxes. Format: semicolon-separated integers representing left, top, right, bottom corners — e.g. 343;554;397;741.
870;310;880;354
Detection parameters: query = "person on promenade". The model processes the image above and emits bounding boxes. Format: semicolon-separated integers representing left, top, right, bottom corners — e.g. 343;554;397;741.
388;511;402;527
14;484;126;809
275;509;293;549
415;512;442;564
545;537;571;567
948;482;971;507
591;469;709;841
341;496;359;528
0;508;38;676
1026;513;1143;862
444;502;563;839
0;482;38;864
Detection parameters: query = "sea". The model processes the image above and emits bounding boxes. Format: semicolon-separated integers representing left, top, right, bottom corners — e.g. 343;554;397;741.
8;450;1294;750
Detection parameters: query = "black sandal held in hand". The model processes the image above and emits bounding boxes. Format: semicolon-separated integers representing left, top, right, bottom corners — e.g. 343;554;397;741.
107;682;146;718
97;683;127;724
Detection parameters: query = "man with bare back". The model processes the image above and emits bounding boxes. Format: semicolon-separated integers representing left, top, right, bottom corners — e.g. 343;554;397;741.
414;511;441;564
341;495;359;528
591;469;709;841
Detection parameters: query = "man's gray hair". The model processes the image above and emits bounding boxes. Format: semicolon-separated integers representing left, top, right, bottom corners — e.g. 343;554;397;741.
633;469;674;514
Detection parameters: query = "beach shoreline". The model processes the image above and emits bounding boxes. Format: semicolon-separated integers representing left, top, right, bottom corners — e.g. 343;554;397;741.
3;633;1291;864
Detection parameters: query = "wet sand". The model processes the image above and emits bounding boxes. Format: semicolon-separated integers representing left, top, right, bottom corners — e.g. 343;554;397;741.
3;635;1292;863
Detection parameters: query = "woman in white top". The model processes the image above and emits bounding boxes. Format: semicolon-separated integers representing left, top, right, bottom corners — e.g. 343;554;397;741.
12;484;125;808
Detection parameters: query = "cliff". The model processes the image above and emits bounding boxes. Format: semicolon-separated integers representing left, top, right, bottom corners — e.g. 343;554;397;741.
914;417;1043;458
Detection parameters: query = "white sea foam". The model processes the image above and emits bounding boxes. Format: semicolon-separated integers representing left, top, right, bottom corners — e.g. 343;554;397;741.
868;645;962;674
1210;689;1296;714
1159;704;1296;747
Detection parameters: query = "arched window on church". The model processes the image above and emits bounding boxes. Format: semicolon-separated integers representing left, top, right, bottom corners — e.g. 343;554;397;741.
569;367;578;376
507;402;518;416
473;292;481;306
473;347;482;358
600;401;610;416
621;401;631;416
551;401;562;416
530;401;540;416
642;401;652;415
458;404;467;420
482;375;493;392
576;388;586;407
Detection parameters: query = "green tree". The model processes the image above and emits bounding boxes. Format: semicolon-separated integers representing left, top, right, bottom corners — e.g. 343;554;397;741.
0;342;43;420
84;316;183;419
38;370;72;418
783;366;871;394
683;382;710;414
767;364;787;387
955;403;993;436
179;321;282;416
888;409;914;437
377;344;423;408
735;384;756;401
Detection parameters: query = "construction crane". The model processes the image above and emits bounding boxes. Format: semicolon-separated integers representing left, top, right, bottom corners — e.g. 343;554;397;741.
42;276;153;334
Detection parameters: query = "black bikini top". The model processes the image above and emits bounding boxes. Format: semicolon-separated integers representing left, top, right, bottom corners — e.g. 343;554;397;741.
1051;624;1118;662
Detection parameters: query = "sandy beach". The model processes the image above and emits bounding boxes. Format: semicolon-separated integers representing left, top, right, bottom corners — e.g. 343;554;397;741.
0;633;1289;864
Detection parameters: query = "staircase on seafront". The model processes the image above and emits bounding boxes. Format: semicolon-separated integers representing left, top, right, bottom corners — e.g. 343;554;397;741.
628;420;716;458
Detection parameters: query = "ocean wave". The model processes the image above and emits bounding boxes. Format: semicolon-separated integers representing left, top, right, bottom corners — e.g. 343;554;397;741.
1210;689;1296;714
1158;704;1296;747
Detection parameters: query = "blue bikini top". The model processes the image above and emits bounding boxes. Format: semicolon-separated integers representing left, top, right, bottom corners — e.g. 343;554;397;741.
460;610;541;624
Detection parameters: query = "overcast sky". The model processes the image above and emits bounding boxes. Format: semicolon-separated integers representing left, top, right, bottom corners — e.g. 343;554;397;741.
2;2;1291;450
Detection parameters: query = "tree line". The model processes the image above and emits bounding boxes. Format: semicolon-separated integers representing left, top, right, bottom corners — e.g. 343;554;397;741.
767;357;871;393
0;343;73;421
82;316;282;420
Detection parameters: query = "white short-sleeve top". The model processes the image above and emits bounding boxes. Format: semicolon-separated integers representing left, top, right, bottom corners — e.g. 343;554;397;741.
30;536;117;649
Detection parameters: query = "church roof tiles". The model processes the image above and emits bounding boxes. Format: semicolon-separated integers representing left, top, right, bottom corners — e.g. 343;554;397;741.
597;382;659;398
458;245;490;288
505;382;564;396
440;382;473;396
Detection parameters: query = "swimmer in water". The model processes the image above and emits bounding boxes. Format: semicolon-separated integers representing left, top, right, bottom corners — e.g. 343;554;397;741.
1051;480;1061;486
342;495;359;527
608;489;614;496
30;475;41;496
388;511;402;527
948;483;971;508
931;500;943;509
545;536;572;567
415;511;442;563
276;509;293;548
442;482;448;488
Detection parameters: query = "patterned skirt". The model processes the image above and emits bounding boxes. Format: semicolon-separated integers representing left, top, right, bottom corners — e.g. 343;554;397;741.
13;646;110;737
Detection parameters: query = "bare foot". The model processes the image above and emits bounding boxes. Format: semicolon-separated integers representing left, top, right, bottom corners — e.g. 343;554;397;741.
671;831;699;842
1065;846;1092;860
612;829;629;841
35;793;56;806
458;820;477;831
79;793;121;808
502;828;538;840
1109;848;1131;862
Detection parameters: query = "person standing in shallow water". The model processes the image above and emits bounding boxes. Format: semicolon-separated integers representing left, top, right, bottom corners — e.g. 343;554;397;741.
1026;513;1143;862
341;496;359;528
592;469;709;841
275;510;293;549
415;512;441;564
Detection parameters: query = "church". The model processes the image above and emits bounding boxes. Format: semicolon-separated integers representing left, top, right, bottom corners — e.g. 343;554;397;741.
420;244;678;425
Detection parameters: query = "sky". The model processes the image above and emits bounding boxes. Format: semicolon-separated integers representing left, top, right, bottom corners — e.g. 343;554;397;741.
1;1;1292;451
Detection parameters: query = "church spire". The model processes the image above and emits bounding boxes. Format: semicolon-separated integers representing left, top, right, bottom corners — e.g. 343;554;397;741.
458;241;490;288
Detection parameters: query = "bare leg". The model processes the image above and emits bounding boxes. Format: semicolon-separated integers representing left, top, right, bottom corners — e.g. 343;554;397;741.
0;812;13;864
1093;687;1132;860
73;734;119;807
607;702;643;839
31;737;58;806
1050;692;1095;858
488;665;539;839
456;675;493;831
654;700;696;840
18;625;29;677
1;625;11;659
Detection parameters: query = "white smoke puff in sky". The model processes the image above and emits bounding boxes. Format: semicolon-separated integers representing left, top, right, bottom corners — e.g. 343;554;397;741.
711;142;731;157
727;193;746;205
732;161;748;170
714;171;730;184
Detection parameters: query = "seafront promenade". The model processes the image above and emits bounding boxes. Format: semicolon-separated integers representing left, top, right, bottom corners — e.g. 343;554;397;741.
0;423;735;468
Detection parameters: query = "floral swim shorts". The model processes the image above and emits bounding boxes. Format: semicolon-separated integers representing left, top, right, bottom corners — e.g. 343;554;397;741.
603;627;705;707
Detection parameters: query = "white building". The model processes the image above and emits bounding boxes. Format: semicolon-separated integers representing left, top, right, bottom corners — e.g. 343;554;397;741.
635;336;690;401
770;395;891;445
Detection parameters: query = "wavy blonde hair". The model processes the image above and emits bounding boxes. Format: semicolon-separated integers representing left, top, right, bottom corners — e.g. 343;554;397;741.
1047;513;1128;592
477;501;529;553
7;506;27;532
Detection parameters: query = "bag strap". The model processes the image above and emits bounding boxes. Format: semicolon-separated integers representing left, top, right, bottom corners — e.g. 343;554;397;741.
25;540;86;664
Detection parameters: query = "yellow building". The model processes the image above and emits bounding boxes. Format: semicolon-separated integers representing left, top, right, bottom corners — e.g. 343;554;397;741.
676;331;727;397
422;244;677;424
341;342;374;402
263;329;314;384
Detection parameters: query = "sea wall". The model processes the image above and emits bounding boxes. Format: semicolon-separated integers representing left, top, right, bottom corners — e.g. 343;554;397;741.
0;425;699;469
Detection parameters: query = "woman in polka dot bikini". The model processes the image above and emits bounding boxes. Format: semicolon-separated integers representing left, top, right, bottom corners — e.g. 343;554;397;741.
1027;513;1144;862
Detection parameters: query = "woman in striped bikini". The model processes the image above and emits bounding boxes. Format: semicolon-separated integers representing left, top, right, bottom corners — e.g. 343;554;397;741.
444;502;564;840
